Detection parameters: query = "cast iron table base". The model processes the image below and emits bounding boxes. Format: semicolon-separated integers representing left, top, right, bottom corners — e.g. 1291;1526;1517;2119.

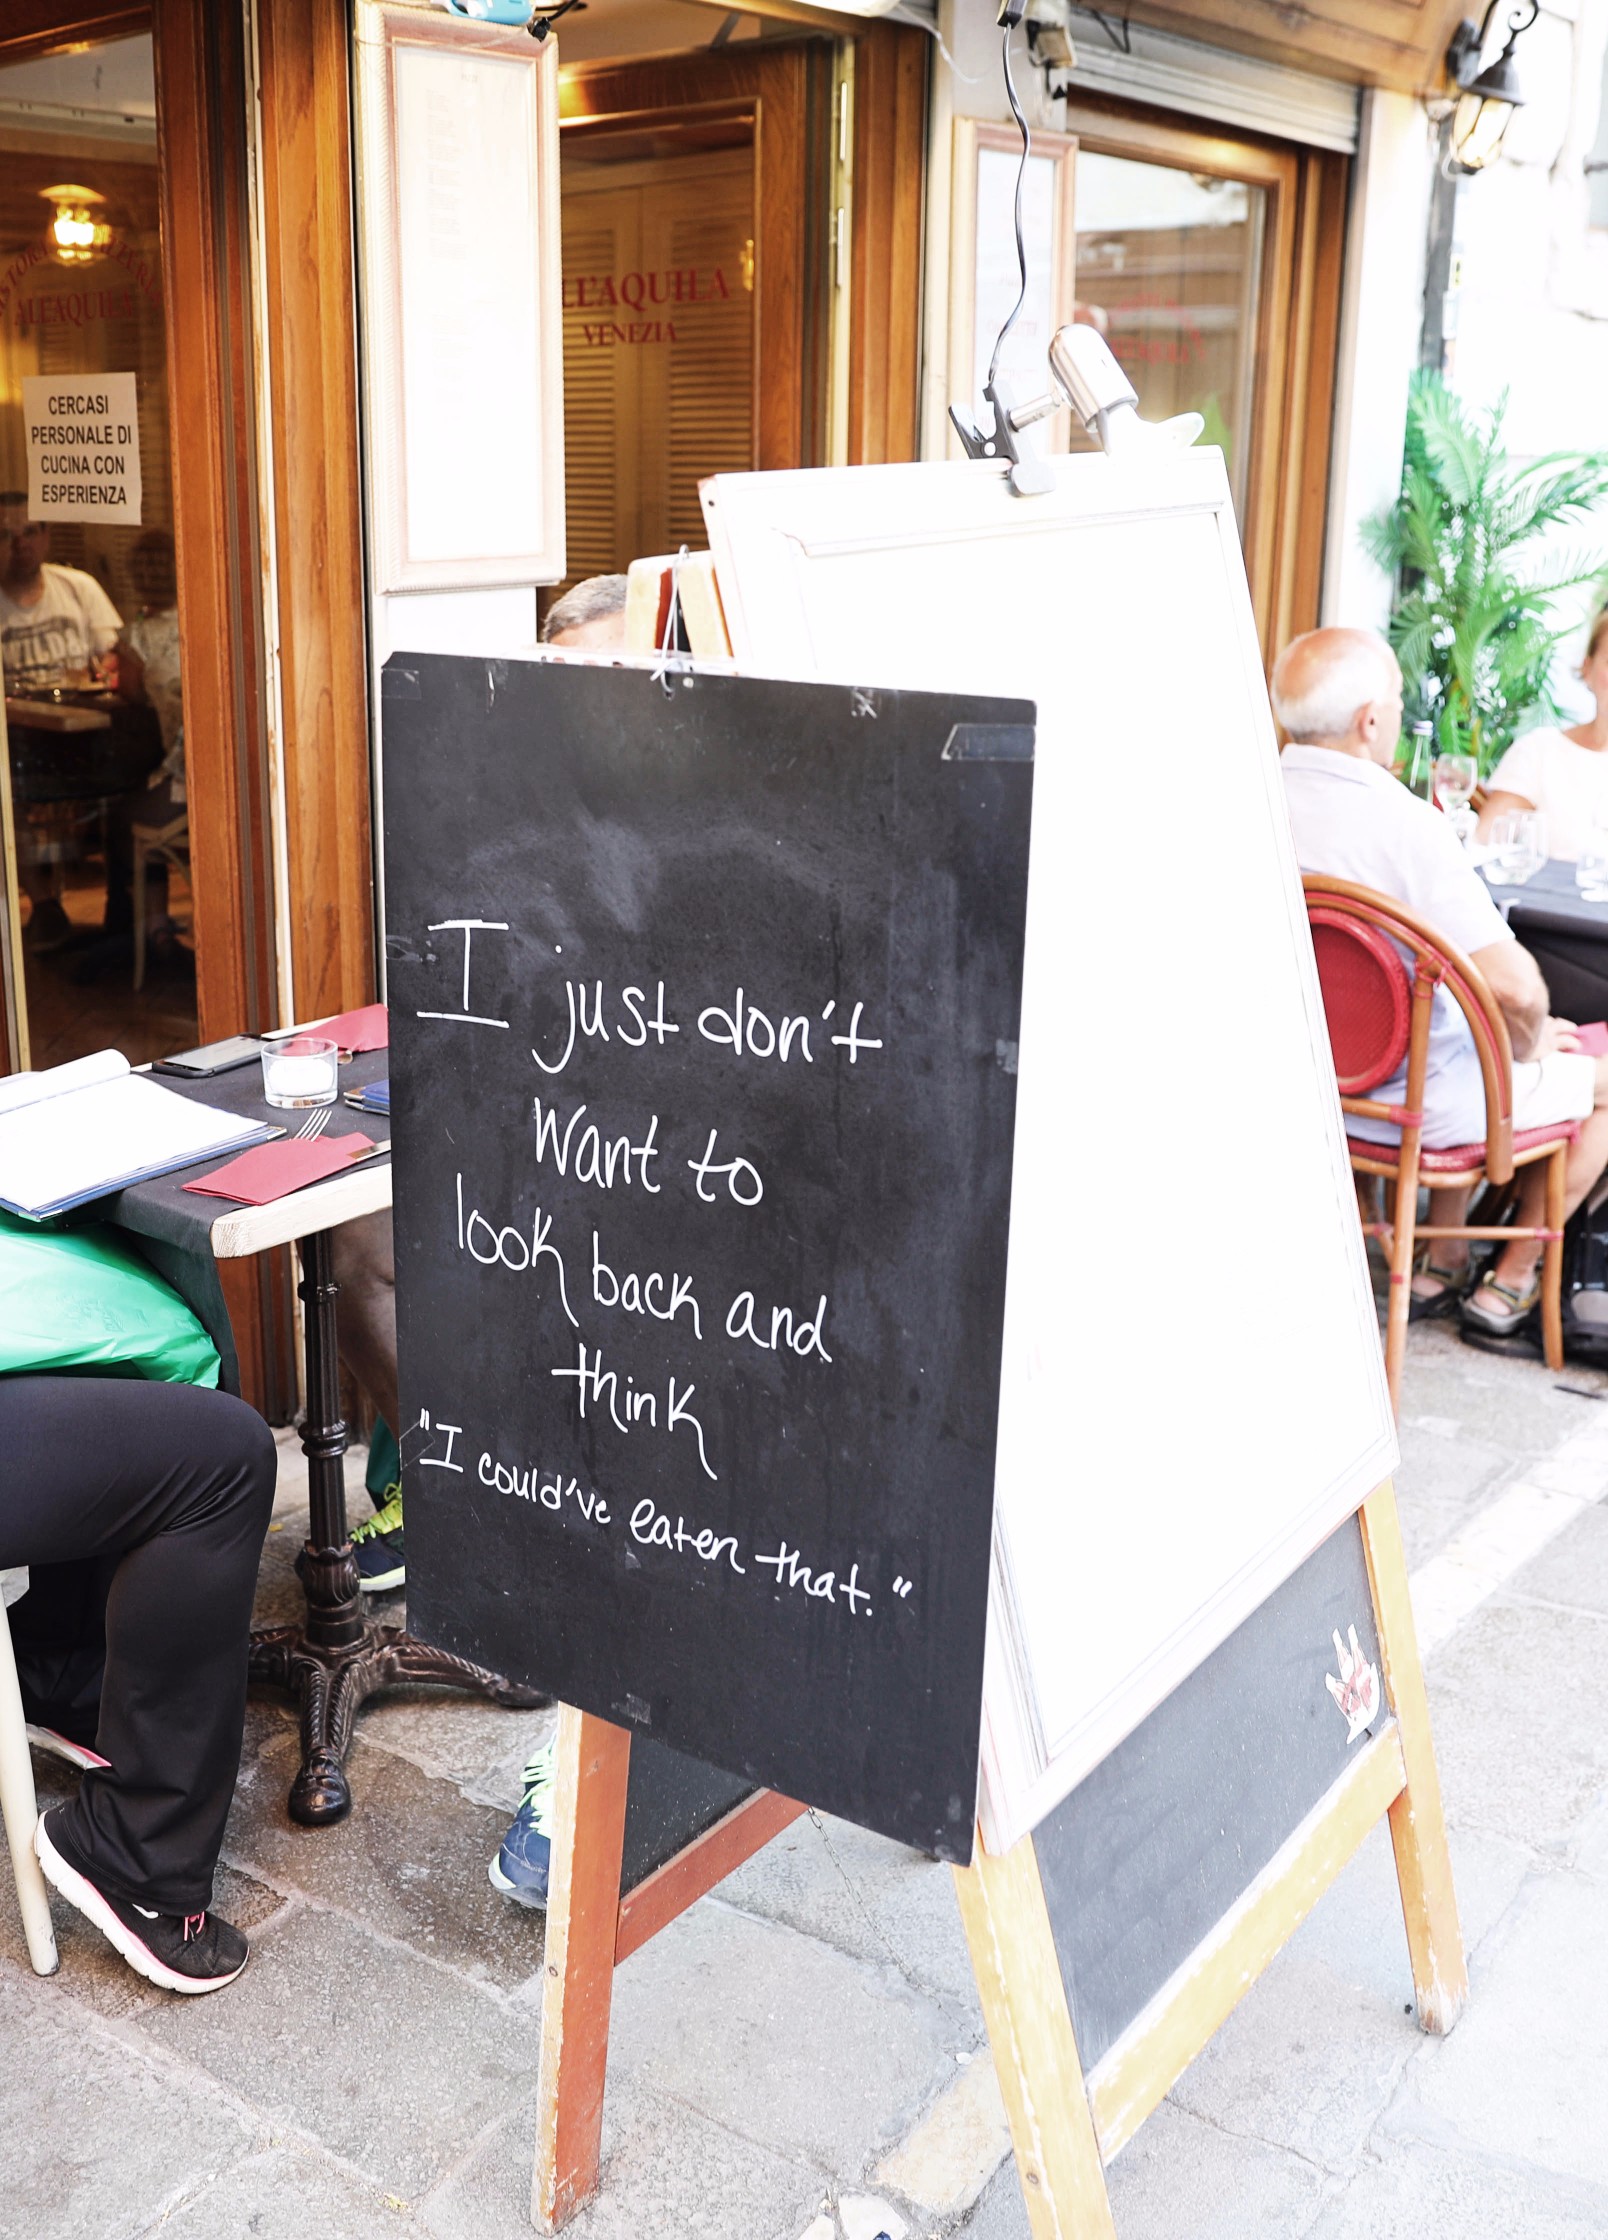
248;1229;545;1826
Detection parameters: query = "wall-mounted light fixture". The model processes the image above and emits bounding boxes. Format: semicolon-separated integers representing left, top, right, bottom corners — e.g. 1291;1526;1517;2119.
1443;0;1539;174
40;185;109;266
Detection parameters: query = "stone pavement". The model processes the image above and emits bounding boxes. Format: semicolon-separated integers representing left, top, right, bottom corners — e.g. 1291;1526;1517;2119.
6;1322;1608;2238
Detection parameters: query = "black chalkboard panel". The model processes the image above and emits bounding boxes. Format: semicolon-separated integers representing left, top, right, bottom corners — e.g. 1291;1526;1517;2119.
1035;1513;1382;2068
381;656;1034;1860
622;1740;754;1893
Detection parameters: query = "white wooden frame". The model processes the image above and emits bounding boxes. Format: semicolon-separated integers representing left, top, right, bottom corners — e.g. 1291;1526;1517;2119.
701;450;1397;1851
355;2;565;591
948;119;1078;461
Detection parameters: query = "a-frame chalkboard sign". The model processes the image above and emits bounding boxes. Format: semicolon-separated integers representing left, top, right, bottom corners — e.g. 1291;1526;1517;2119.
522;1486;1460;2234
382;481;1467;2236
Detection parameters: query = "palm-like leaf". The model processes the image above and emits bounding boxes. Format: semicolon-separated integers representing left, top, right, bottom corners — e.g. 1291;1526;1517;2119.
1367;375;1608;775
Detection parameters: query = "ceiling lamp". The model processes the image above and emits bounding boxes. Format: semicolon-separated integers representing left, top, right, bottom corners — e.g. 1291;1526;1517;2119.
40;185;109;265
1444;0;1538;174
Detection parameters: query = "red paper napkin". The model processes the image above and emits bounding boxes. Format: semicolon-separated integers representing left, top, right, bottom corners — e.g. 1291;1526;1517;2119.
310;1002;388;1052
183;1133;377;1205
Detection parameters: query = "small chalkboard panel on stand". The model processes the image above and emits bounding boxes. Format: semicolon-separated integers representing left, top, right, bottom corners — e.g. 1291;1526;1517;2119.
382;654;1035;1859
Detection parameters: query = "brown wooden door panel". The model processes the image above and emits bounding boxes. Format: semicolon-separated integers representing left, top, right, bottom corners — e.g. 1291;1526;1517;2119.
561;42;831;474
560;144;756;576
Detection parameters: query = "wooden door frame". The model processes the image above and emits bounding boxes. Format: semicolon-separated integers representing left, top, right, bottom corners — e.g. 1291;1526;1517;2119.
560;42;836;473
1051;90;1348;657
845;19;927;465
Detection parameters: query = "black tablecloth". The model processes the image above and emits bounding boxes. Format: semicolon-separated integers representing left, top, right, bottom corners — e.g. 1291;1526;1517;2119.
103;1046;390;1394
1500;860;1608;1025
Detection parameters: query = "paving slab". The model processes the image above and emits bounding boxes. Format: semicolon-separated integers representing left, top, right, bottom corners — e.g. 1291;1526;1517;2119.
1306;2138;1608;2238
1506;1496;1608;1616
953;2101;1325;2240
1382;1870;1608;2190
1391;1419;1509;1569
1398;1324;1588;1456
607;1897;958;2173
1286;1816;1531;2004
220;1727;546;1992
1166;1944;1420;2171
0;1961;255;2240
358;1689;556;1810
873;2050;1009;2215
418;2075;825;2240
1425;1593;1608;1849
717;1810;981;2021
136;1903;535;2199
157;2144;416;2238
1573;1791;1608;1878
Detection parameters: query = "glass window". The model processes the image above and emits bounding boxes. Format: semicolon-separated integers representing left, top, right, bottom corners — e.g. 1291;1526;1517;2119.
0;33;196;1068
1071;151;1266;512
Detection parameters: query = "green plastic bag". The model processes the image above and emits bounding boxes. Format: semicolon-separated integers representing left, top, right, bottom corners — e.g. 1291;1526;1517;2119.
0;1211;220;1386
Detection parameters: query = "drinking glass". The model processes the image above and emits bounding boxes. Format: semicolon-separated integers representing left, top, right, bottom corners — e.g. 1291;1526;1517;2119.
1514;810;1549;884
1485;812;1526;884
1579;822;1608;902
1433;752;1478;816
260;1032;338;1110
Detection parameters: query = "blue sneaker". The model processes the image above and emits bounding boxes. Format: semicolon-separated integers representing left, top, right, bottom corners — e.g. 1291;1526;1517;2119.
489;1739;555;1908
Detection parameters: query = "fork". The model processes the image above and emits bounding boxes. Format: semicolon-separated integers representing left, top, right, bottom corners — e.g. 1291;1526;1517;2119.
292;1108;332;1141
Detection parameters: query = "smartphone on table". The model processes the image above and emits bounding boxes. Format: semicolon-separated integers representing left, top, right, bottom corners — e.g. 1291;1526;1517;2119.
152;1036;263;1078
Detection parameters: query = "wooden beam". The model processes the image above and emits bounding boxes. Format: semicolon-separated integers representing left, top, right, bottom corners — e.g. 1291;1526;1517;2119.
533;1708;633;2234
1101;0;1469;95
847;20;927;467
1358;1478;1470;2034
0;1;146;64
616;1789;806;1965
953;1830;1117;2240
1086;1722;1407;2159
257;0;375;1023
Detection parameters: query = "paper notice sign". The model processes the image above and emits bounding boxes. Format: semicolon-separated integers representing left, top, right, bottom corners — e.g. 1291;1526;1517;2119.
24;372;142;525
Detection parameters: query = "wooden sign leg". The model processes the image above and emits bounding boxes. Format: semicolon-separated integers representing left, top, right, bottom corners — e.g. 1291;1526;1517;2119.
1358;1478;1469;2034
532;1707;633;2234
953;1833;1118;2240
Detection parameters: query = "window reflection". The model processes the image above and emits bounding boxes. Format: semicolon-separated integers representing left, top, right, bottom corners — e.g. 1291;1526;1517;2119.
1072;152;1265;510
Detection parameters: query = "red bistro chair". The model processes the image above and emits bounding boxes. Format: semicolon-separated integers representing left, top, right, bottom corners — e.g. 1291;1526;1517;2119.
1303;874;1576;1409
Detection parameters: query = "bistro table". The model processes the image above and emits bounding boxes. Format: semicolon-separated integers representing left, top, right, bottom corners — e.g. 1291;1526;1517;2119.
104;1048;542;1827
1490;858;1608;1023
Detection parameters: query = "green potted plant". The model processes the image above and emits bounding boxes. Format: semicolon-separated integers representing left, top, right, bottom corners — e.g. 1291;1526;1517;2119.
1363;371;1608;775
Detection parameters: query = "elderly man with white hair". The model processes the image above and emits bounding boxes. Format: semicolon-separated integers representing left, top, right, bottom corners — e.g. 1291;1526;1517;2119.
1272;625;1608;1342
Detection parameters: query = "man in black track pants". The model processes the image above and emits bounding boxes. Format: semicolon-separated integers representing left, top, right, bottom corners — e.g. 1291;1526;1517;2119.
1;1375;276;1993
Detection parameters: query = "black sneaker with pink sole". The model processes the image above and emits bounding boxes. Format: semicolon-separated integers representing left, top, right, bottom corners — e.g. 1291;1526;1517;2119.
34;1809;250;1994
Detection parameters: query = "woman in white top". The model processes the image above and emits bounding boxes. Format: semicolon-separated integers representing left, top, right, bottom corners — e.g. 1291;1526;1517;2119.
1479;608;1608;859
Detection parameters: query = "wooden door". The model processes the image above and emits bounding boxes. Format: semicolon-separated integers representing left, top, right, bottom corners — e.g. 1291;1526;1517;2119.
560;145;755;584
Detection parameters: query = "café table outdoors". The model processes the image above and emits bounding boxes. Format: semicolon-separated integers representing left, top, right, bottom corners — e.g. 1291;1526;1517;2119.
1487;856;1608;1024
101;1046;541;1828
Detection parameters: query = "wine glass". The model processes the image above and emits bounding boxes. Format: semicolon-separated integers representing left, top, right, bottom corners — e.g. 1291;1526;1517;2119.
1442;752;1478;842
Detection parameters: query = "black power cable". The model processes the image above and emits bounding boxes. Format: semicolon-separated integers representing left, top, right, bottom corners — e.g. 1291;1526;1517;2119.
986;19;1033;394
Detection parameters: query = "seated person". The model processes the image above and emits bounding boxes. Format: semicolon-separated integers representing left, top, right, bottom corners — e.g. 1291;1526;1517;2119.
334;574;630;1905
0;494;123;951
1;1375;276;1992
1273;626;1608;1340
1477;606;1608;860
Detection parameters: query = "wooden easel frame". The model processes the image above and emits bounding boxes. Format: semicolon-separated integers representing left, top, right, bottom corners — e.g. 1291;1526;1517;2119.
531;1478;1465;2234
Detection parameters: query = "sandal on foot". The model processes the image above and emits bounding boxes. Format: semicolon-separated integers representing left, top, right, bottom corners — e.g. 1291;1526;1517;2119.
1409;1258;1470;1323
1461;1272;1541;1337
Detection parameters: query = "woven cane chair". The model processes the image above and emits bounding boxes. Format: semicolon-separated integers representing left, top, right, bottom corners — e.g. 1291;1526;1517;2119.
0;1570;59;1975
1303;874;1576;1410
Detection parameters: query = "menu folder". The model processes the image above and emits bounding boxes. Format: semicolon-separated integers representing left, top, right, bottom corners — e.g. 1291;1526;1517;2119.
0;1050;274;1221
